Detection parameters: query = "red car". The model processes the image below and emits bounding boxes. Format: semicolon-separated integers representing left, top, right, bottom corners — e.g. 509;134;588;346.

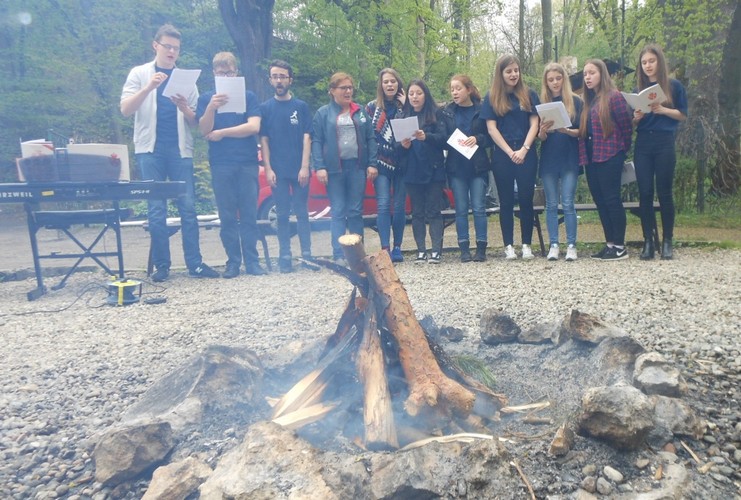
257;166;454;230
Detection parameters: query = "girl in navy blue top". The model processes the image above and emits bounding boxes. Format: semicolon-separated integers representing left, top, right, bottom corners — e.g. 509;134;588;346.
481;54;540;260
632;44;688;260
537;62;583;262
444;75;491;262
398;79;449;264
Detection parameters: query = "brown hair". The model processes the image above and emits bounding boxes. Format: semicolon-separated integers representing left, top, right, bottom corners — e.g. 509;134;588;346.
637;43;674;107
375;68;404;112
579;59;616;138
450;74;481;104
329;72;353;90
154;24;181;42
488;54;532;115
540;62;577;120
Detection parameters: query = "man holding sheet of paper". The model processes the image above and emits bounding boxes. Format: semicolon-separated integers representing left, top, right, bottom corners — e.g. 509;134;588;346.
196;51;266;278
121;24;218;282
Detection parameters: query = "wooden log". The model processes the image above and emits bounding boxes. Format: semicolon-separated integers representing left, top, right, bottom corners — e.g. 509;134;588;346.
338;234;367;275
356;291;399;450
362;250;476;418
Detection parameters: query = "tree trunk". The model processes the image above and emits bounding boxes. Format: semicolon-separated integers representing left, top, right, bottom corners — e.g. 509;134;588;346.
542;0;553;63
717;1;741;195
518;0;526;62
218;0;275;101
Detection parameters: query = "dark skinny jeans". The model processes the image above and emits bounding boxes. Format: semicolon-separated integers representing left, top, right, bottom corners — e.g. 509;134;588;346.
491;145;537;246
406;181;444;254
634;131;676;241
586;151;626;246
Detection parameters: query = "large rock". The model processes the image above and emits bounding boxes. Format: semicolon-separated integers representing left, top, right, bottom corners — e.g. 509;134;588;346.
199;422;349;499
121;345;265;431
368;437;515;498
555;310;627;345
142;457;212;500
480;309;521;344
200;421;519;499
93;422;175;486
650;395;706;440
577;385;654;450
633;352;688;397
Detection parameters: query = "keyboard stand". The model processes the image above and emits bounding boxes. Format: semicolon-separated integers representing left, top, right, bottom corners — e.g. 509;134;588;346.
24;203;130;300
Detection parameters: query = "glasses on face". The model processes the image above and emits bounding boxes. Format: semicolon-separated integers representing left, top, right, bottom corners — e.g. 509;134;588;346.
214;71;237;77
270;74;290;81
335;85;354;92
155;41;180;53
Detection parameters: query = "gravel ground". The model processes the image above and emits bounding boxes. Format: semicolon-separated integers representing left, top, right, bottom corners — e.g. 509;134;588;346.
1;246;740;498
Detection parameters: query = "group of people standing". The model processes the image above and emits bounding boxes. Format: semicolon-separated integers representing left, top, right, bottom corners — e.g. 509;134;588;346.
121;23;687;280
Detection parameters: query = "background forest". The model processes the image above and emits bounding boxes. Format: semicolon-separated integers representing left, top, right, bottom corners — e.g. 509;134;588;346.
0;0;738;213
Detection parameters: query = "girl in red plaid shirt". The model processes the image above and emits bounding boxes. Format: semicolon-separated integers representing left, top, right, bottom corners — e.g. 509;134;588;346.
579;59;633;261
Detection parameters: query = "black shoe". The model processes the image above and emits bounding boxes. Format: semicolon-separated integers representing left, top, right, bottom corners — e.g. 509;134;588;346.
428;252;442;264
151;267;169;282
601;246;629;261
639;240;655;260
415;251;428;263
473;241;487;262
189;263;219;278
459;245;472;263
245;263;268;276
279;257;294;274
222;263;240;279
591;246;609;259
661;239;673;260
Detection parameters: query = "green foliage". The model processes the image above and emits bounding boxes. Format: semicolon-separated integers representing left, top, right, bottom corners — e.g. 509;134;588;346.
453;355;497;389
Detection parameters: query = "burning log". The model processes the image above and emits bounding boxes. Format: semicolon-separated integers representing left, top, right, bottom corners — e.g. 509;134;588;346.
340;235;476;419
357;293;398;450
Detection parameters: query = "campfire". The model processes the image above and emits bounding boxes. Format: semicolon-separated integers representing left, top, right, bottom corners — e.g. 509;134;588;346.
269;234;508;451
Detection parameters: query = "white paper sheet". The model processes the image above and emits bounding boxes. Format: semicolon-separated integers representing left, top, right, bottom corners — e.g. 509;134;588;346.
535;101;572;129
215;76;246;114
621;161;636;185
162;68;201;98
446;128;479;160
390;116;420;142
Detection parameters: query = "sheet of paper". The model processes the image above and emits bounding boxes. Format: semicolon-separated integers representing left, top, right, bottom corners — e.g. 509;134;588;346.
446;128;479;160
390;116;420;142
621;84;667;113
215;76;246;114
162;68;201;98
535;101;572;129
621;160;636;185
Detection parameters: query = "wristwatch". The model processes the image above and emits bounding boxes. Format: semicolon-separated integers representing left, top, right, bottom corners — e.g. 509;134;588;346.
524;144;530;150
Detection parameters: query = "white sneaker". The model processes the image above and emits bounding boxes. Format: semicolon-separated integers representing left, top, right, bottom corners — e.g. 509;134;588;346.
521;244;535;260
547;244;559;261
504;245;517;260
565;244;578;261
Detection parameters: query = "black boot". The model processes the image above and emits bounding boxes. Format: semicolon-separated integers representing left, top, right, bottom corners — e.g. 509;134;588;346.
459;241;472;262
639;239;654;260
661;239;673;260
473;241;487;262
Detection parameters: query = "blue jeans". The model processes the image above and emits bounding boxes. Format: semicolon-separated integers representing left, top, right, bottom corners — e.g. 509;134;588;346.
211;163;260;268
586;152;626;245
326;163;366;259
492;144;538;246
450;174;488;244
634;131;676;240
137;144;202;271
541;166;578;246
374;172;406;249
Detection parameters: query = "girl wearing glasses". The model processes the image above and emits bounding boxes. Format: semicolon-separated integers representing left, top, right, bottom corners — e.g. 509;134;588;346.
311;72;378;265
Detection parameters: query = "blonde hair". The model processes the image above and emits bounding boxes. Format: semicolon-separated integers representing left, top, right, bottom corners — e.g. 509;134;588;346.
540;62;577;121
212;52;238;70
488;54;532;115
329;72;353;89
